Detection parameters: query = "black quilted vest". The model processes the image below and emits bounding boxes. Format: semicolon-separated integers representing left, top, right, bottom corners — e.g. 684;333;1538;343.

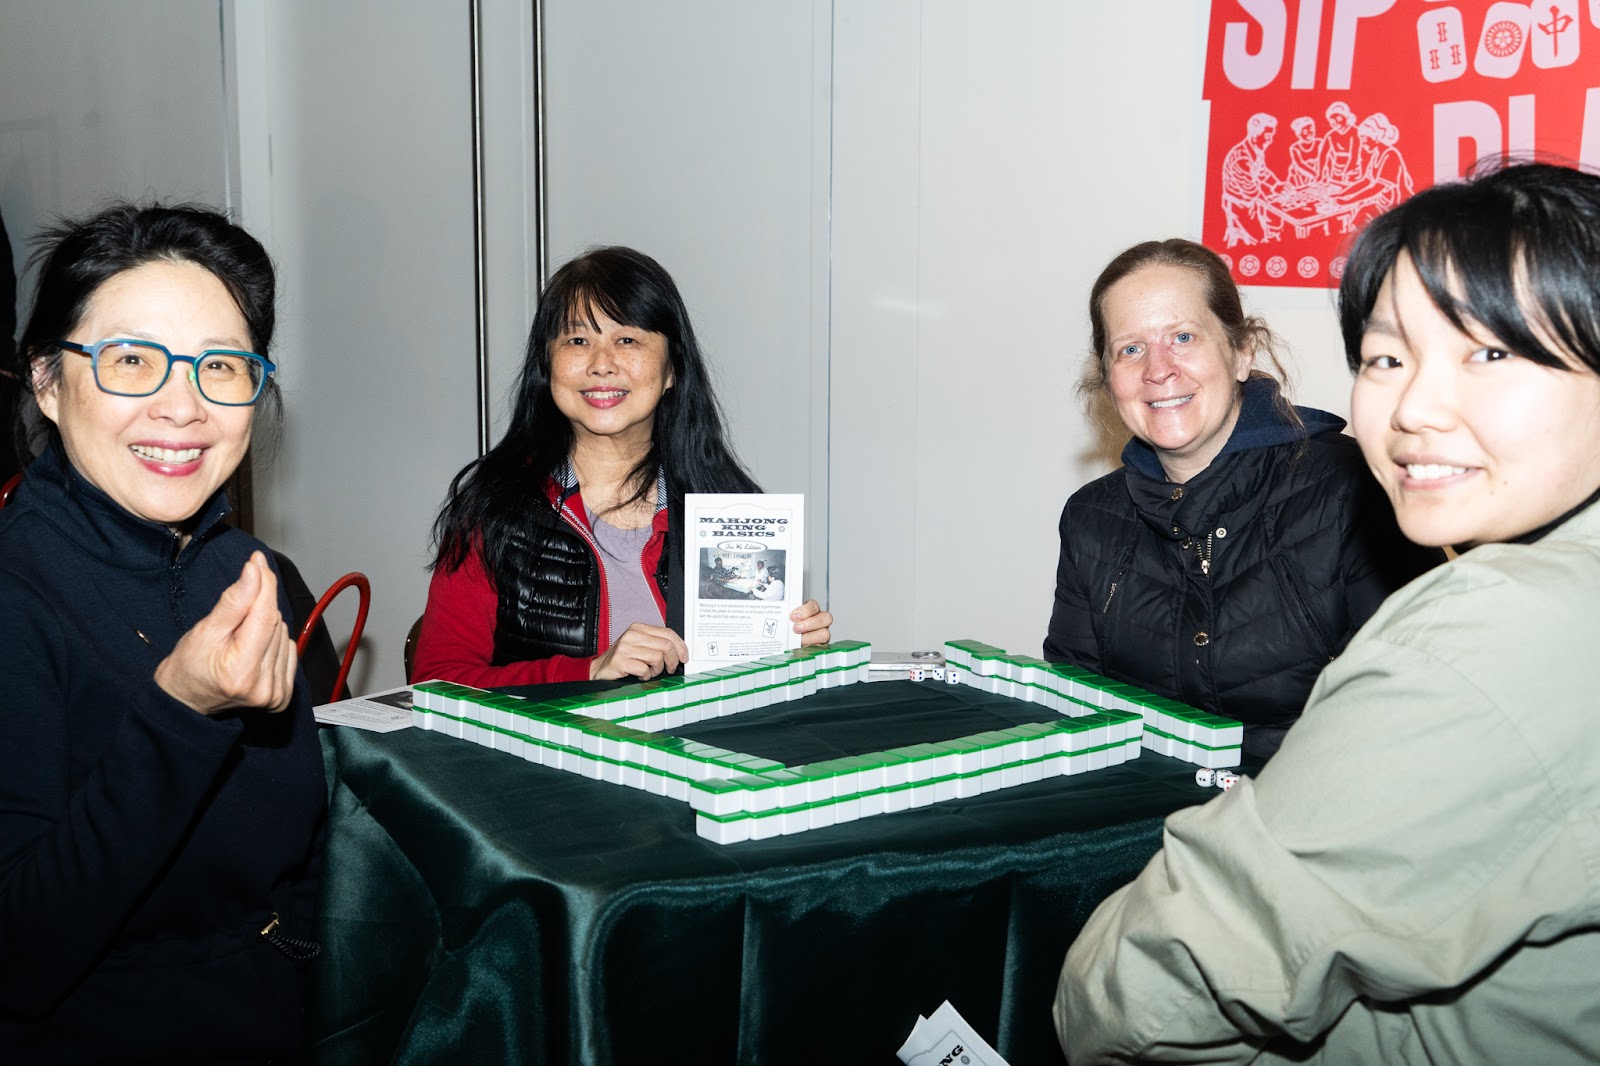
490;480;684;665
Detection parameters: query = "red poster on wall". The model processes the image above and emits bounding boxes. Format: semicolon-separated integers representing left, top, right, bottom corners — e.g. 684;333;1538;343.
1202;0;1600;288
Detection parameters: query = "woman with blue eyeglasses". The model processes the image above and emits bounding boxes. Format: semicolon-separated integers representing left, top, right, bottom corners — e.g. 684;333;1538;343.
0;204;325;1062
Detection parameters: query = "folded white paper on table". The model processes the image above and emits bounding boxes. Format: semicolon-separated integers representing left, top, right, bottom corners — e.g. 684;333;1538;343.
312;685;415;732
896;1000;1011;1066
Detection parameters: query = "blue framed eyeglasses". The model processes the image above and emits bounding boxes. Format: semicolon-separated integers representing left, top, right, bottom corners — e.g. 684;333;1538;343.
56;338;277;407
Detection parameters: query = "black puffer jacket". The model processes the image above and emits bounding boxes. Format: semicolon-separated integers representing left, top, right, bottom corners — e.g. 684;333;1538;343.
1044;380;1442;757
491;467;684;666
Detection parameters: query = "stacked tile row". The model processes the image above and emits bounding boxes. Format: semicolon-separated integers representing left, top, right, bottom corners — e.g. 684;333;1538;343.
410;637;1241;844
943;640;1244;768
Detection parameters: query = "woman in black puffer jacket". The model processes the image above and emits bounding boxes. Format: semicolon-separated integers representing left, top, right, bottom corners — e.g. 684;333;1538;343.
1045;239;1441;758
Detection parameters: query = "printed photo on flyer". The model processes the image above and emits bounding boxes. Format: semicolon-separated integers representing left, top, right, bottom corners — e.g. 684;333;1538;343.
683;493;805;673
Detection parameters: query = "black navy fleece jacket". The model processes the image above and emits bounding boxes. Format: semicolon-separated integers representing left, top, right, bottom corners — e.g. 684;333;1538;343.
0;442;325;1064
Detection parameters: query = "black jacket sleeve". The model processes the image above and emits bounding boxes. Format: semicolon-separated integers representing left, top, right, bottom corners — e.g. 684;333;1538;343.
0;207;16;487
1043;497;1107;672
1336;474;1447;643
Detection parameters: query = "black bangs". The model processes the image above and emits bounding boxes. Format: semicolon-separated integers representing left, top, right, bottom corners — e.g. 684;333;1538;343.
1341;162;1600;377
539;248;680;348
561;288;612;333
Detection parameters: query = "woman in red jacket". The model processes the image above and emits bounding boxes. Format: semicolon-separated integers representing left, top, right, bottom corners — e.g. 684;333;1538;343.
413;247;831;686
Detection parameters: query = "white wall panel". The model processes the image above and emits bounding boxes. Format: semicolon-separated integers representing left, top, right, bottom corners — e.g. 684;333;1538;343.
826;1;924;648
240;0;479;692
0;0;229;321
541;0;832;598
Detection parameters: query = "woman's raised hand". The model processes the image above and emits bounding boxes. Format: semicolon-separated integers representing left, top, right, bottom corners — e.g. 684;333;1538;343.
154;551;298;715
792;600;833;646
590;622;689;681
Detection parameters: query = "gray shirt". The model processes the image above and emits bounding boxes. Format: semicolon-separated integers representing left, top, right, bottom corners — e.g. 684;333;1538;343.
586;506;664;647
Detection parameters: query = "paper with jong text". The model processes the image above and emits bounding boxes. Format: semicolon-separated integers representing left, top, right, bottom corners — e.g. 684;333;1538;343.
683;493;804;674
896;1000;1012;1066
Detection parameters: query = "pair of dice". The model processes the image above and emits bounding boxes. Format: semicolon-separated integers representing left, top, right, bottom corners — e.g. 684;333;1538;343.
1195;767;1240;790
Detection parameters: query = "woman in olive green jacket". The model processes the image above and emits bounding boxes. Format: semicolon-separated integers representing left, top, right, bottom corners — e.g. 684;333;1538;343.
1056;162;1600;1064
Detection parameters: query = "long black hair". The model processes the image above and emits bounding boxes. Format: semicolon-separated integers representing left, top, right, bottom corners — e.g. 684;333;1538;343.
1339;161;1600;377
432;246;757;573
13;201;279;461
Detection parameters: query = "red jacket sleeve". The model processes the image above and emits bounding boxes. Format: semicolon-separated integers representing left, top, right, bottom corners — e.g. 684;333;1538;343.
410;550;593;686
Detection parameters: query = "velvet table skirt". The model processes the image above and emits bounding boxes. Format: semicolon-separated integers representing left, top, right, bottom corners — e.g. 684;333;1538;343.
309;679;1233;1065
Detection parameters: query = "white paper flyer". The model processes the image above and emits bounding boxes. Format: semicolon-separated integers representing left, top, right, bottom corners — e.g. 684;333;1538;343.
683;492;804;674
312;685;415;732
896;1001;1012;1066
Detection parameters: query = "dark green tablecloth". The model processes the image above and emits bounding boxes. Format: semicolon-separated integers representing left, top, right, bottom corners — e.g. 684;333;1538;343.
309;680;1236;1065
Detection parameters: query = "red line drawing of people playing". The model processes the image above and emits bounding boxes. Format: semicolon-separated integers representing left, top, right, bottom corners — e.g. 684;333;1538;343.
1220;103;1414;250
1320;102;1362;184
1287;116;1322;188
1349;112;1414;213
1221;113;1284;246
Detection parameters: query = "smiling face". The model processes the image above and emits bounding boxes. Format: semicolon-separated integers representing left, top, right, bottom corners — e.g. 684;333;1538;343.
34;259;255;532
1351;254;1600;548
1103;263;1254;483
548;304;675;456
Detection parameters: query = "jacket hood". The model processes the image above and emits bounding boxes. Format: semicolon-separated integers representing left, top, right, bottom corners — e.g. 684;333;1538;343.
1120;377;1345;481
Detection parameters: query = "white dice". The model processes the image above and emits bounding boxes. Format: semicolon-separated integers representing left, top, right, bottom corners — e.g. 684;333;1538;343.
1194;767;1216;787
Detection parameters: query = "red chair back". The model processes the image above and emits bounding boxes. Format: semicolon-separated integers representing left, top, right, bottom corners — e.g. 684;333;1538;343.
0;472;21;509
296;572;371;704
